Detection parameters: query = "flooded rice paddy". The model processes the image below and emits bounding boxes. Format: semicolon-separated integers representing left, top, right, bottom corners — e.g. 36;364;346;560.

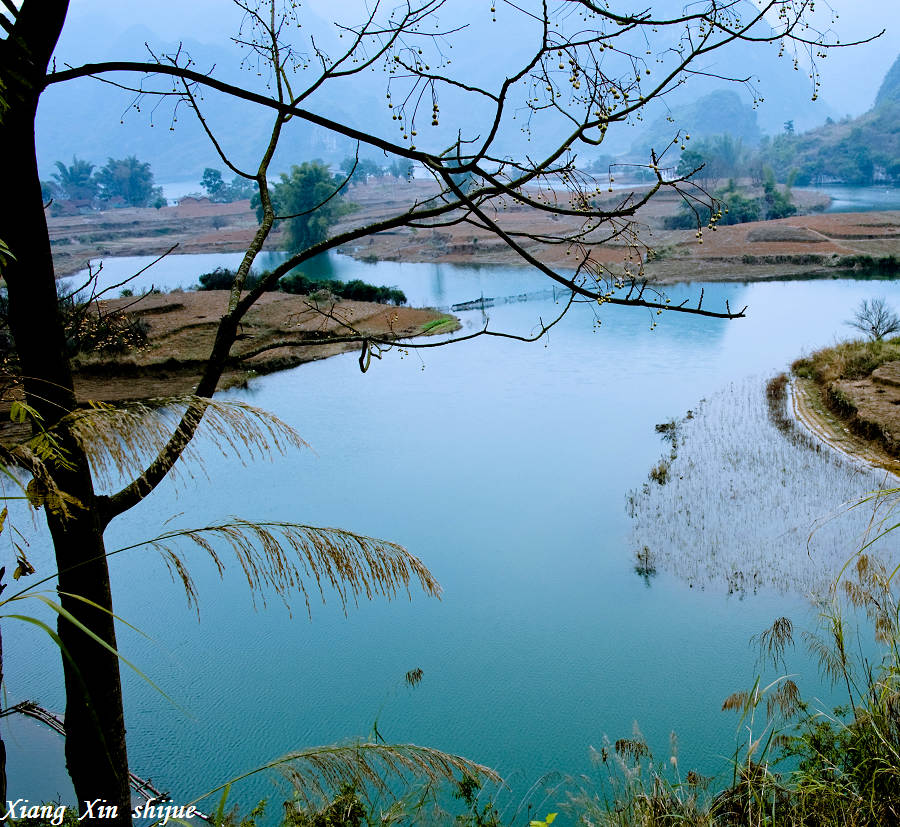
628;377;896;597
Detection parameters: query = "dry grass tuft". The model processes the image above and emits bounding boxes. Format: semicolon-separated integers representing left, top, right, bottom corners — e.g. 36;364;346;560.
122;518;441;615
60;395;309;492
274;742;501;811
751;616;794;670
721;692;750;713
792;338;900;385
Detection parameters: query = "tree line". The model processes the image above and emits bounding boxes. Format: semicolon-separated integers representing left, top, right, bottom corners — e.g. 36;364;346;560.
665;111;898;190
198;266;407;306
42;156;166;210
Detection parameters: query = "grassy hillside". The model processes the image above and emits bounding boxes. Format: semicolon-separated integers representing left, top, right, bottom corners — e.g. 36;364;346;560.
761;54;900;185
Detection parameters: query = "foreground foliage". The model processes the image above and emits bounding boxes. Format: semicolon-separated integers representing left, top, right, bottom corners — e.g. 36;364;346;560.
11;547;900;827
562;553;900;826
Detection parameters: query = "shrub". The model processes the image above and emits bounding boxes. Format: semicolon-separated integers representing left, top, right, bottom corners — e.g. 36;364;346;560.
836;255;900;275
197;267;271;292
198;267;240;290
0;287;150;358
279;273;406;305
665;179;798;229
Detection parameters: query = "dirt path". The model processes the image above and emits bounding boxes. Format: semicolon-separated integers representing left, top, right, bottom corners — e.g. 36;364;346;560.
791;377;900;479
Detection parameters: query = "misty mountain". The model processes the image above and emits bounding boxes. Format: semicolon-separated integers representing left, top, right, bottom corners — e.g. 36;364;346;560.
37;1;848;184
759;53;900;185
37;14;364;182
875;53;900;108
629;90;761;161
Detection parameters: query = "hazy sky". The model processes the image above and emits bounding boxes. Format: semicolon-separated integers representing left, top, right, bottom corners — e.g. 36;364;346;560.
63;0;899;116
802;0;900;113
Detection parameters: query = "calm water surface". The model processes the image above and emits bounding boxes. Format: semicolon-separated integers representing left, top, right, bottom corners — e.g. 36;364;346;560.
7;255;900;814
814;184;900;213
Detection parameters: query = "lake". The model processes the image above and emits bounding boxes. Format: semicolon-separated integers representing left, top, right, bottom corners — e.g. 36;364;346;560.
6;253;900;818
814;184;900;213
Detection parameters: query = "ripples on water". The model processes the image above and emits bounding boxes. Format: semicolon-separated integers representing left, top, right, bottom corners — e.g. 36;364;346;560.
10;264;900;814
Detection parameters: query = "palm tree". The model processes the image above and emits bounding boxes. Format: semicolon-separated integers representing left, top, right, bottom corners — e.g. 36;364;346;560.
51;156;98;201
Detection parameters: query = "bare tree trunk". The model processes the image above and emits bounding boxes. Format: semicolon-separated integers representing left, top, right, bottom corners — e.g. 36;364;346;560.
3;126;133;827
49;493;132;825
1;5;132;820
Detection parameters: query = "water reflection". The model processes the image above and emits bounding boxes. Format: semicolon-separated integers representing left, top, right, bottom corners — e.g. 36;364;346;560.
628;378;898;596
78;250;561;310
10;262;900;811
814;184;900;214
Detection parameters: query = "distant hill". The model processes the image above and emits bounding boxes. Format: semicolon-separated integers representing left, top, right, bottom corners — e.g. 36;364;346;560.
629;90;761;160
760;54;900;185
36;2;842;184
875;54;900;108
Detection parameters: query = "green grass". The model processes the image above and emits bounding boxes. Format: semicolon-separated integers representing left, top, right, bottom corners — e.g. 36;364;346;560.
420;317;454;334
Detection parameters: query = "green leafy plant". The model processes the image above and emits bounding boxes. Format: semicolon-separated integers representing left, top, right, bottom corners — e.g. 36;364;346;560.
252;162;355;253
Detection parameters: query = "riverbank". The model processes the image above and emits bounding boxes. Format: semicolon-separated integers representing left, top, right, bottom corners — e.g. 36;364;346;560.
783;340;900;477
49;180;899;286
789;377;900;477
64;291;458;404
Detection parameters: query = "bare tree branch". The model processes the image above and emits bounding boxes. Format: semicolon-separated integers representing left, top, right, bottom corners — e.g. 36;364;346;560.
59;0;843;521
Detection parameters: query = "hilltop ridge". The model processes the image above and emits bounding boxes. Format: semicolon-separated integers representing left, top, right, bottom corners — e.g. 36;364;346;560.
762;52;900;185
875;53;900;108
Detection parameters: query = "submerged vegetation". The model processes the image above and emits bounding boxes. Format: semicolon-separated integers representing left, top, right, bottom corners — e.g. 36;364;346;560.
615;372;900;825
627;378;893;595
